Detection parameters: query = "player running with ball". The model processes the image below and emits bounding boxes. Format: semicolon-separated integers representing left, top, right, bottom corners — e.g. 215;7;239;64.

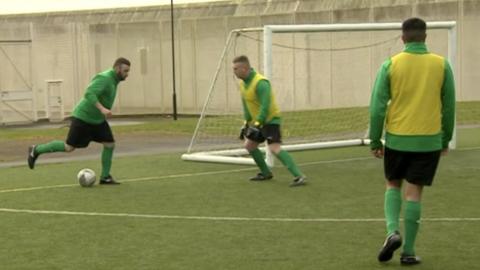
28;57;131;185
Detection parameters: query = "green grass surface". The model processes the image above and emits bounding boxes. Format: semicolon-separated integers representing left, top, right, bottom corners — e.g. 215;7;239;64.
2;101;478;142
0;128;479;269
0;116;198;142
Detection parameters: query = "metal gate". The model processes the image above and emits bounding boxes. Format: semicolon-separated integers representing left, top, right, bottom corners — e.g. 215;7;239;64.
0;39;35;125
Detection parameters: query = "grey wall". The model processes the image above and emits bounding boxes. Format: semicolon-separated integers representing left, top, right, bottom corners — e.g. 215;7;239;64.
0;0;477;123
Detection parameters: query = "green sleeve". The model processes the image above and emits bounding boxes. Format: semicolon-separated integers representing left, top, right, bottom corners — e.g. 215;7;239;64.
441;60;456;148
84;75;107;106
241;98;252;122
369;59;392;150
255;80;271;124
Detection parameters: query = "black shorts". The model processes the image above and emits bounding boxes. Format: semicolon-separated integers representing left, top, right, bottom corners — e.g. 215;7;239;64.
66;117;114;148
384;147;441;186
255;124;282;144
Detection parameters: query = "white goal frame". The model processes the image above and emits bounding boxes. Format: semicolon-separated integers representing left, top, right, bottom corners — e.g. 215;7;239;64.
182;21;457;165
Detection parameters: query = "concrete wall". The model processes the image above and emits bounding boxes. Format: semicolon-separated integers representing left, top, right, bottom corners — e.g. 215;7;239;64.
0;0;478;123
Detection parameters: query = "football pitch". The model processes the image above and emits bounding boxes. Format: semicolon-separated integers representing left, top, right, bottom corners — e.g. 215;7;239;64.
0;128;479;269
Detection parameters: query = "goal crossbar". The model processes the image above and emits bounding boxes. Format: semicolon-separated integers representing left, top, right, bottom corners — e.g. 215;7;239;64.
182;21;457;165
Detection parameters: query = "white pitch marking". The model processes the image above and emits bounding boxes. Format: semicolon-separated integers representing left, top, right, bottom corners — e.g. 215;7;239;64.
0;150;477;194
0;184;77;193
0;156;374;194
457;146;480;151
0;207;479;222
0;167;258;193
300;156;372;166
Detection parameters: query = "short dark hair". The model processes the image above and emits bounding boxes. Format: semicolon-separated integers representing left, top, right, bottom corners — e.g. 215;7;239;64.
233;55;250;65
402;17;427;42
113;57;131;68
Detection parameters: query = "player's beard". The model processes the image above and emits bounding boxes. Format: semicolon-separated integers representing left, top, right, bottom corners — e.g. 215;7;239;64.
117;72;126;81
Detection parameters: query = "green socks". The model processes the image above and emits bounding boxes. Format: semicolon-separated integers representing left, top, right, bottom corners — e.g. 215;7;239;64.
274;150;302;177
403;200;421;256
35;140;66;155
101;146;114;178
248;149;302;178
34;141;115;179
249;149;271;176
384;188;402;235
384;190;421;255
383;188;421;256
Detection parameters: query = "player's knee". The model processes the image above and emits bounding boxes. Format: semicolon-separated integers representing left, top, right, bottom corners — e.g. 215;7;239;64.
386;180;401;189
404;183;423;201
268;144;282;155
245;144;256;152
65;144;75;152
103;142;115;149
244;141;257;152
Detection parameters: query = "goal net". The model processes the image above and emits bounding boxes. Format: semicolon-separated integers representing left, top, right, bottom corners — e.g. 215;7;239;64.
182;22;457;165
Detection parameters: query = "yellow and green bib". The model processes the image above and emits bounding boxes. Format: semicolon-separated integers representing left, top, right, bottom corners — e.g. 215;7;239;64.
239;73;280;124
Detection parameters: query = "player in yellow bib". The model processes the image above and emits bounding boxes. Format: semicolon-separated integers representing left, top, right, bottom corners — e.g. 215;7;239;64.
232;55;306;187
370;18;455;265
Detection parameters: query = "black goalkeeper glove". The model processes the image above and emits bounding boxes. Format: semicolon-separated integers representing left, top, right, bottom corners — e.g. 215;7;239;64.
239;122;249;140
245;121;264;142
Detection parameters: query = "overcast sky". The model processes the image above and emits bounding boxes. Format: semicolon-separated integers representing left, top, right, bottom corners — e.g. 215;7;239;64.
0;0;224;15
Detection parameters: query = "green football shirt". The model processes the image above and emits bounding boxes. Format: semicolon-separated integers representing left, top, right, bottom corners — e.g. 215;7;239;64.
72;69;121;124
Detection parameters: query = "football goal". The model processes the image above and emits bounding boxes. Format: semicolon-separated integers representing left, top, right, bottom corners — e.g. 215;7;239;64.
182;21;457;165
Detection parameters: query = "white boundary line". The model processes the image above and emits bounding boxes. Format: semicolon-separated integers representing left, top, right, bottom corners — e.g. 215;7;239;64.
0;147;477;194
0;184;77;193
0;156;373;194
0;154;478;223
457;146;480;151
0;167;259;194
0;207;478;222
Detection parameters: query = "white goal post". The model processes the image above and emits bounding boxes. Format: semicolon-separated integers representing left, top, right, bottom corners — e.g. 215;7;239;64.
182;21;457;165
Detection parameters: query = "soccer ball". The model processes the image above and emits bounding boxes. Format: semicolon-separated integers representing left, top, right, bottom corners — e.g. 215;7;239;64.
77;168;96;187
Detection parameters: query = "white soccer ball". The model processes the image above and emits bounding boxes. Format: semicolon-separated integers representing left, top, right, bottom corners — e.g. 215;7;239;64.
77;168;96;187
